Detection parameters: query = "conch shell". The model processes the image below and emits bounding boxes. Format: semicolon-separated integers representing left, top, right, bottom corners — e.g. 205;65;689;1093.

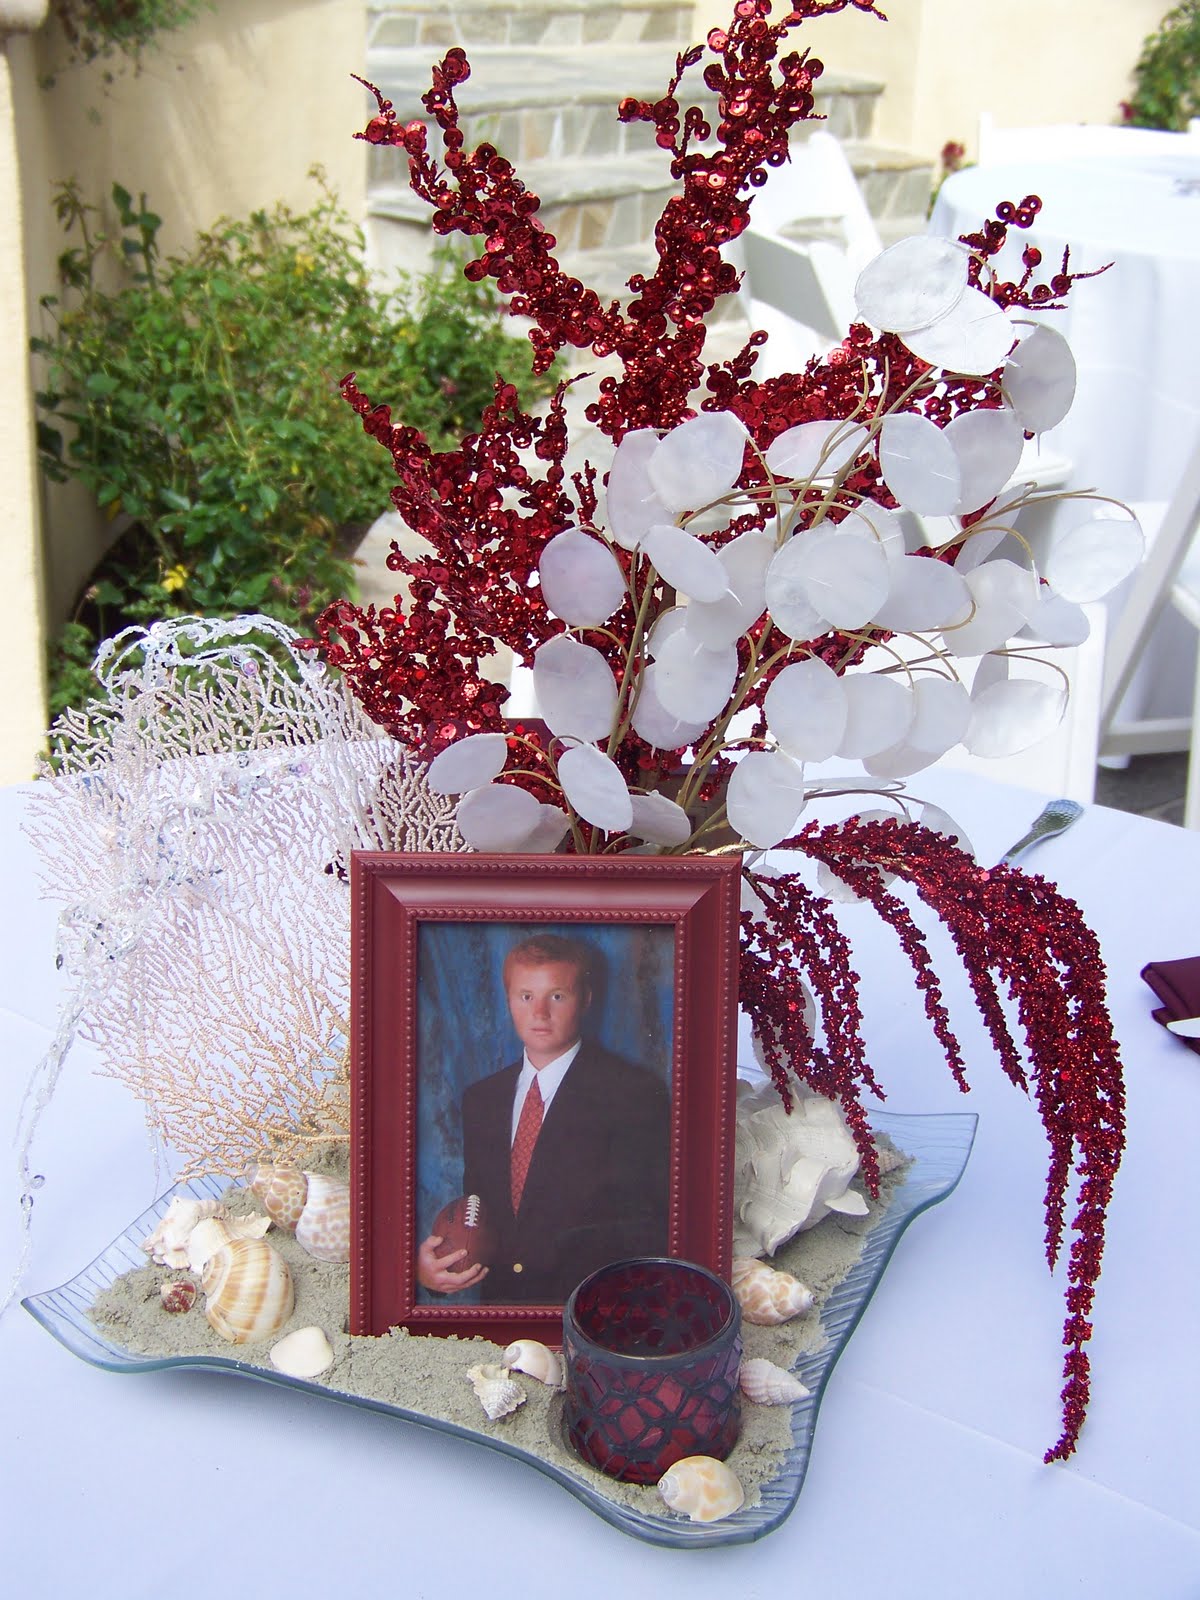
730;1257;814;1325
466;1362;526;1421
738;1357;810;1405
270;1326;334;1379
732;1078;869;1259
657;1456;744;1523
502;1339;565;1391
201;1237;295;1344
247;1165;350;1263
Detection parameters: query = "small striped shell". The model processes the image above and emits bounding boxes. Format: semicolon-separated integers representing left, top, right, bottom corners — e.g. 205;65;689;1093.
248;1164;308;1232
201;1237;294;1344
502;1339;565;1390
730;1257;814;1325
739;1357;810;1405
657;1456;744;1523
295;1172;350;1263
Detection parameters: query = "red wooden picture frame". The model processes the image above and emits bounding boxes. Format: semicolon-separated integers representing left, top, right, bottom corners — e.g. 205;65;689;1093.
350;852;742;1346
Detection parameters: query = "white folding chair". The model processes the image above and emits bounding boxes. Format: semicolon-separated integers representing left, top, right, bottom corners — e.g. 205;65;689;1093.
751;130;883;278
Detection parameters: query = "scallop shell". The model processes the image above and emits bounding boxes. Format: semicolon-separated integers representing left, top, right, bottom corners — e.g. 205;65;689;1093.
466;1362;526;1421
201;1237;295;1344
502;1339;565;1391
732;1078;869;1259
270;1325;334;1379
248;1163;309;1232
657;1456;745;1523
295;1172;350;1263
730;1257;814;1325
738;1357;810;1405
142;1197;223;1268
159;1279;197;1315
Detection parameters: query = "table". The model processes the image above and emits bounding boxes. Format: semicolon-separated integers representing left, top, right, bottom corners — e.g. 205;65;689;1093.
3;773;1199;1597
933;150;1200;730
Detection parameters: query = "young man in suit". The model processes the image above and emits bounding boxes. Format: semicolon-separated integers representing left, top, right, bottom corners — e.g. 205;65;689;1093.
417;932;670;1302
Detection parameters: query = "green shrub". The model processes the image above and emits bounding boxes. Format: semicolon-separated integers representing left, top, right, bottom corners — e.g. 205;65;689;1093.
48;0;210;74
33;171;557;716
1125;2;1200;130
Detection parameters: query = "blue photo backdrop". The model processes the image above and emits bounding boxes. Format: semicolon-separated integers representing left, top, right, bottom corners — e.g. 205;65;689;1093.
414;919;675;1300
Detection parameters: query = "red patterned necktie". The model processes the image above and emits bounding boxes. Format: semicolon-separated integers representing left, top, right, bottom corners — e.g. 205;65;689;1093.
510;1075;544;1213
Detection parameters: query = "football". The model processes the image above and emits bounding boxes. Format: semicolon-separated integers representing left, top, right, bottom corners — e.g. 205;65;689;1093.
431;1193;495;1272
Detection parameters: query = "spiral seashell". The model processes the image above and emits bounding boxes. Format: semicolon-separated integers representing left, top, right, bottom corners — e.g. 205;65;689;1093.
466;1362;526;1421
730;1257;814;1325
159;1279;197;1315
142;1197;223;1268
295;1172;350;1263
270;1325;334;1379
502;1339;565;1391
248;1164;309;1232
657;1456;745;1523
201;1237;295;1344
738;1357;810;1405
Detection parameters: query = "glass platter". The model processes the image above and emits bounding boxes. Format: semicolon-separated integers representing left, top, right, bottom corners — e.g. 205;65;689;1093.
23;1109;975;1549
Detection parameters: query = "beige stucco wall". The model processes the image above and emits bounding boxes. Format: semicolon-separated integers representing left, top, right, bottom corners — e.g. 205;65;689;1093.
17;0;368;638
692;0;1166;158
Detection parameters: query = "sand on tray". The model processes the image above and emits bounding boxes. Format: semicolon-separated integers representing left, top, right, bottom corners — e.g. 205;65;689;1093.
91;1139;908;1521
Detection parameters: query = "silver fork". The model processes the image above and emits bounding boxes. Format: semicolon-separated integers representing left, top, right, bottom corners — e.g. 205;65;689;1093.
998;797;1084;865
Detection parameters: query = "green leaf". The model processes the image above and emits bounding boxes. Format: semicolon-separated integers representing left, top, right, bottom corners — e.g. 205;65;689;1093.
84;371;121;395
159;487;192;513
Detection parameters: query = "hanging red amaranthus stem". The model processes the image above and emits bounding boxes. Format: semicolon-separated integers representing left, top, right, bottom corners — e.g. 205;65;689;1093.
744;816;1125;1463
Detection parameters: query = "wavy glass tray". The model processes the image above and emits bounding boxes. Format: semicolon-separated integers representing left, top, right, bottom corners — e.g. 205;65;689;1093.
24;1109;975;1549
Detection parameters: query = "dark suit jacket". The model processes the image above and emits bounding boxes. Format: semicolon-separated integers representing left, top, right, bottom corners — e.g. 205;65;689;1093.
461;1039;670;1303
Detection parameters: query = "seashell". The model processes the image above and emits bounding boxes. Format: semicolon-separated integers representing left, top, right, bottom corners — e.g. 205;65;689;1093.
270;1325;334;1379
201;1237;295;1344
872;1136;907;1178
466;1362;526;1421
248;1163;309;1231
247;1165;350;1264
294;1172;350;1263
730;1257;814;1325
502;1339;565;1391
185;1212;271;1275
657;1456;745;1523
142;1197;222;1268
738;1357;810;1405
732;1078;869;1259
159;1279;197;1315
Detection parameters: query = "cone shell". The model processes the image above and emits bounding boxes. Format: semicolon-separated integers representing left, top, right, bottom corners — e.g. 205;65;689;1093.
730;1257;814;1325
502;1339;565;1391
270;1325;334;1379
466;1362;526;1421
657;1456;745;1523
295;1172;350;1264
201;1237;295;1344
739;1357;810;1405
248;1164;308;1232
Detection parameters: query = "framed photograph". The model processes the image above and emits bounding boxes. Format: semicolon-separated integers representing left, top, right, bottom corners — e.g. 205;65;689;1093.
350;852;742;1345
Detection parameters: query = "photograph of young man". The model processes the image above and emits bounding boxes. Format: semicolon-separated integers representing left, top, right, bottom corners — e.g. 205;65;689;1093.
416;931;671;1303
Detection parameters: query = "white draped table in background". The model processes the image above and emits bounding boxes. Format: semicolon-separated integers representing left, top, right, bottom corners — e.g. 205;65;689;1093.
2;773;1199;1597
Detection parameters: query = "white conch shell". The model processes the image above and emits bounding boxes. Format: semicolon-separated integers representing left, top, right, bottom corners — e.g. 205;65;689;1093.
502;1339;565;1390
201;1237;295;1344
738;1357;810;1405
185;1212;271;1275
732;1077;869;1258
295;1172;350;1263
657;1456;745;1523
142;1197;223;1267
730;1257;814;1325
270;1325;334;1378
246;1165;350;1263
466;1362;526;1421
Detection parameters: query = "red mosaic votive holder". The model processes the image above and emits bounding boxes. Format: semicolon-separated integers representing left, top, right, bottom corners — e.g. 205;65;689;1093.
561;1257;742;1485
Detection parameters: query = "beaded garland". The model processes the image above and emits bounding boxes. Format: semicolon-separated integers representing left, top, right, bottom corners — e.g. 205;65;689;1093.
313;0;1125;1461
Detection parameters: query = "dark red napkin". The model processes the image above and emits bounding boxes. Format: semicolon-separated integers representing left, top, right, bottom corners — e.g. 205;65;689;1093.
1141;957;1200;1056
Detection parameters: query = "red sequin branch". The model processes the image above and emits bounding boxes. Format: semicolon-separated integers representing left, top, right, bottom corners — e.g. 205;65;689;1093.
747;815;1125;1463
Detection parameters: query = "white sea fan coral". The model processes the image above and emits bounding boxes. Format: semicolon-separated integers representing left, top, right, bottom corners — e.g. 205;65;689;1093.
23;614;463;1181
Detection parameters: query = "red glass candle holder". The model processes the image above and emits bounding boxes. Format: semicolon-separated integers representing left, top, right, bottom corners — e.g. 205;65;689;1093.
561;1257;742;1485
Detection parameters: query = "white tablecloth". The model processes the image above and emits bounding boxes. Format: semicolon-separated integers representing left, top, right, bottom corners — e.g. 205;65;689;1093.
3;775;1199;1597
